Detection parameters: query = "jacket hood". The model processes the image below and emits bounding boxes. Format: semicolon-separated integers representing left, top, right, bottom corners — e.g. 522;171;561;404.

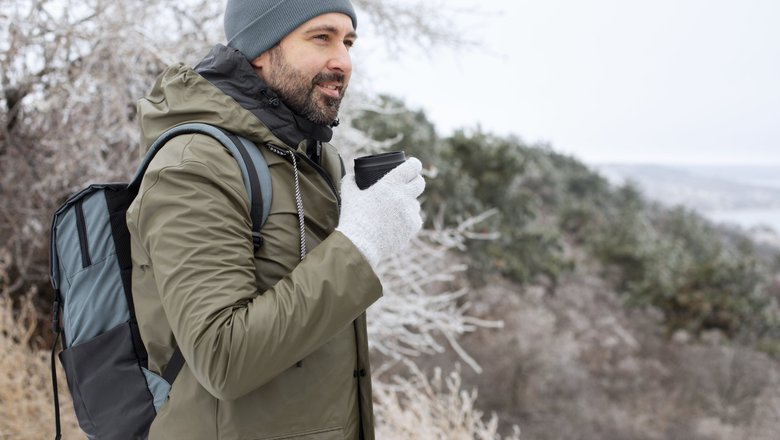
137;44;333;152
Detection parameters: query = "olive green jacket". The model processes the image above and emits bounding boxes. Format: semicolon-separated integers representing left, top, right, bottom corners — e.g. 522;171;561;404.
127;46;381;440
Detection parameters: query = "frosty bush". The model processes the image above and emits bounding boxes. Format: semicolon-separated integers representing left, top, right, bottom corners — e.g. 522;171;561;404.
374;362;521;440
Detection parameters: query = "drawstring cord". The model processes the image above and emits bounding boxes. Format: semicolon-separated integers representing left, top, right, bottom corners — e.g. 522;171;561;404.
265;144;307;261
265;144;308;368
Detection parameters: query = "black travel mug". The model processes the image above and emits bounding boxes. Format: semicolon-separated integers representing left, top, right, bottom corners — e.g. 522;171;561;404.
354;151;406;190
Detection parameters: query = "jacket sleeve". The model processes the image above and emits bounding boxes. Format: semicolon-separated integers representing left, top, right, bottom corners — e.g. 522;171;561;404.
129;134;382;400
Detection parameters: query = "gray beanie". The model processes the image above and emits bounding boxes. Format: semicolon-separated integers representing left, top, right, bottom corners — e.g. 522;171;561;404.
225;0;358;61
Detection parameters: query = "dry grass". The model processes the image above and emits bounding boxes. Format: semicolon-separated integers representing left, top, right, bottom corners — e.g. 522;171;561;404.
0;292;79;439
374;361;521;439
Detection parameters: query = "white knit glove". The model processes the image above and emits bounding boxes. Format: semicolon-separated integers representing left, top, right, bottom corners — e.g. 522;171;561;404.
337;157;425;268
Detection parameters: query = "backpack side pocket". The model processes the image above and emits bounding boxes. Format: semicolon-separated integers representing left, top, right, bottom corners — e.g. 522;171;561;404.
59;321;156;440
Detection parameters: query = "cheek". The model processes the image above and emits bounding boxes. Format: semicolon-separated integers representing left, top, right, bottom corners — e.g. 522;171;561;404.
312;61;333;77
289;50;324;74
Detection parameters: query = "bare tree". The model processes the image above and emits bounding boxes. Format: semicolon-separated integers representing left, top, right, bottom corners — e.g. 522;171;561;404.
352;0;473;51
0;0;223;289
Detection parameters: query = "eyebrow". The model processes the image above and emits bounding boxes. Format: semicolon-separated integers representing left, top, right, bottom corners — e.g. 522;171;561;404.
304;25;357;40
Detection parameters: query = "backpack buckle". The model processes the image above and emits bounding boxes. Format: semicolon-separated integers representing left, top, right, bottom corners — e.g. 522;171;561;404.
51;297;62;334
252;232;263;250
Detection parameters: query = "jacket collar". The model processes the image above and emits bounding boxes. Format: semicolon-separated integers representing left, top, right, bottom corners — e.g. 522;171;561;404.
194;44;333;149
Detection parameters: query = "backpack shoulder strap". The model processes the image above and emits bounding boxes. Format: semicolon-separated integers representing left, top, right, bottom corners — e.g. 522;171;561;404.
129;122;272;249
130;123;272;387
230;133;273;247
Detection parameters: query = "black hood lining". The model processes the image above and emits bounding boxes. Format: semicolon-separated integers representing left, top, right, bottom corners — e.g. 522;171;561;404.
194;44;333;148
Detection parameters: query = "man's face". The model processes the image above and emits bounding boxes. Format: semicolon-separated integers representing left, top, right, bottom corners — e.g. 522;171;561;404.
251;13;356;126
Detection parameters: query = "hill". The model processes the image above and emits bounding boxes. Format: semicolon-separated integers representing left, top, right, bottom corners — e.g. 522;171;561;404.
356;97;780;439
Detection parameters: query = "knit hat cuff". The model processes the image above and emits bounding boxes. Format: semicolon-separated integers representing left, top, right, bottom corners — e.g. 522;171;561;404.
226;0;357;61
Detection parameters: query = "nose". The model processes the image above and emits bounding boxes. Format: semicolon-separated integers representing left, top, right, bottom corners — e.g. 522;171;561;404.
326;44;352;76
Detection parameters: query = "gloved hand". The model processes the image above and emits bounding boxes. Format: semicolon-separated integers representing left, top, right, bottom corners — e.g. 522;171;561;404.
337;157;425;268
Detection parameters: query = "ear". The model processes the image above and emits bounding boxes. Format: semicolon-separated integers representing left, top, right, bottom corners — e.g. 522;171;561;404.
250;52;269;70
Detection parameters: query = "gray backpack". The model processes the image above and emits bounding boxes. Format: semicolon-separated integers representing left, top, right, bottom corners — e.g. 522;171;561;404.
49;123;272;440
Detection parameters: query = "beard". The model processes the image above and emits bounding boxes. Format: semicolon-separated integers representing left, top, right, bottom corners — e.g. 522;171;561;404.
264;46;348;126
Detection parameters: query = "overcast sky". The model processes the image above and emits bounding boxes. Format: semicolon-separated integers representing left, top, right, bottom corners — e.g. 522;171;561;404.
356;0;780;165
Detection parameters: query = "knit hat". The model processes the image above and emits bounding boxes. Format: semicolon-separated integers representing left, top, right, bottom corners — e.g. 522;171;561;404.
224;0;358;61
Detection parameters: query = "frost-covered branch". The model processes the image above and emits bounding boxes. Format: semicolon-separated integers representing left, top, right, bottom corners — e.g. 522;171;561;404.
369;213;504;374
353;0;475;52
332;91;406;159
430;208;502;251
0;0;223;283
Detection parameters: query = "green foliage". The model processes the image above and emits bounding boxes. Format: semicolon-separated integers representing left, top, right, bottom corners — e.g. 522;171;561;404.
353;96;780;340
427;130;574;284
588;205;770;337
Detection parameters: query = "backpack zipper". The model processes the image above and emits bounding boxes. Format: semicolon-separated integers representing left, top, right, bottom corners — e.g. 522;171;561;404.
74;198;92;268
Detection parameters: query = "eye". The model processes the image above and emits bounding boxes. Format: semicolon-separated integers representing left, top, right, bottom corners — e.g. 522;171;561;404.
314;34;329;42
344;39;355;49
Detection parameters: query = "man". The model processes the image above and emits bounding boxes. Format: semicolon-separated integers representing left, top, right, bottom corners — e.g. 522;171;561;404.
126;1;425;438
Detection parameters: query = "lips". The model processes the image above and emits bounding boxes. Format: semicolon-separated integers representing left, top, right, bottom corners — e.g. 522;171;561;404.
317;82;342;98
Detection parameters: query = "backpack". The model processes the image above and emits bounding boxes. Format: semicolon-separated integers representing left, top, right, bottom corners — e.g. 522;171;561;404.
48;123;273;440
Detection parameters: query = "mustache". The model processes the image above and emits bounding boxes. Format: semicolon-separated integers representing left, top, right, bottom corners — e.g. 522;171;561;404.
313;72;345;85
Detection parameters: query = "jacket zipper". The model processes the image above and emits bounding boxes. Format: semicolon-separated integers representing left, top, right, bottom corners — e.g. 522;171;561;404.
266;144;340;370
269;144;341;209
74;198;92;268
298;152;341;209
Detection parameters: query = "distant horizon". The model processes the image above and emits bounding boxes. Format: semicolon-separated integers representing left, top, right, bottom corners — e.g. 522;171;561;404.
598;161;780;233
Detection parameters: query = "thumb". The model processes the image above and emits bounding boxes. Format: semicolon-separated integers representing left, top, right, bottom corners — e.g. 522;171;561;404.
340;173;359;193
